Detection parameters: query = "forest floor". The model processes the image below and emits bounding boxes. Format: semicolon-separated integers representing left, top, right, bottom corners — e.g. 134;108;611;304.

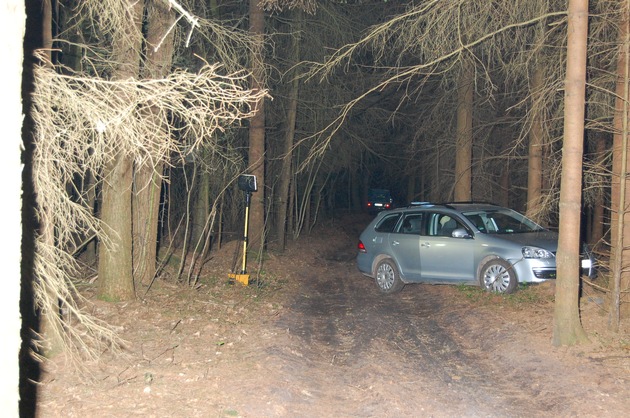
35;213;630;417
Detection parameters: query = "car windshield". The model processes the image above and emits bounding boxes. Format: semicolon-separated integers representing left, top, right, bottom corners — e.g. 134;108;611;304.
462;209;545;234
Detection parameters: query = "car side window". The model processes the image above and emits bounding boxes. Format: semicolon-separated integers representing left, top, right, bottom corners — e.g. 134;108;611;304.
375;213;401;233
427;213;464;237
466;214;486;232
398;213;424;234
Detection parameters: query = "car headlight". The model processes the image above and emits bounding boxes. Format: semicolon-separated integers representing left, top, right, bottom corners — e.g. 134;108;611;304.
522;246;554;259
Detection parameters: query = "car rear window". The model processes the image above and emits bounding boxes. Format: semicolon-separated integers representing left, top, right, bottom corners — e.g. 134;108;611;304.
375;213;401;232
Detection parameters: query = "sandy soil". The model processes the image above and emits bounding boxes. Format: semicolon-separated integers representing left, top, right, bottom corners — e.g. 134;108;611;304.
35;214;629;417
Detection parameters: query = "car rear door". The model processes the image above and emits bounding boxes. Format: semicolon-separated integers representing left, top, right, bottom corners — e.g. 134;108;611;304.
388;213;424;281
418;212;475;282
364;211;401;255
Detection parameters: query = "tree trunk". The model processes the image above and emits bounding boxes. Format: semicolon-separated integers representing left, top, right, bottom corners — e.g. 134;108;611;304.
83;170;98;265
287;171;295;238
454;60;474;201
351;170;361;211
276;11;301;251
42;0;52;53
191;160;210;252
526;66;545;220
132;0;176;289
407;175;415;204
35;0;67;357
589;134;606;247
247;0;266;253
361;168;370;210
99;156;135;301
609;4;630;331
432;146;442;202
498;162;510;207
553;0;589;346
2;0;25;413
133;162;164;288
97;0;143;302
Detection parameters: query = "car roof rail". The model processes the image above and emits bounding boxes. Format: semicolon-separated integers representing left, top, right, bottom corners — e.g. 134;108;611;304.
406;202;454;209
405;201;500;210
443;201;500;206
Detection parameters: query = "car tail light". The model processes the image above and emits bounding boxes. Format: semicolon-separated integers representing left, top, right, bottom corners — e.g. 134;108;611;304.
385;203;391;209
367;202;373;208
358;241;366;253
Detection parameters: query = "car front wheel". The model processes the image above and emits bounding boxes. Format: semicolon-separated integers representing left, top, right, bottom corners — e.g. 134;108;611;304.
375;259;404;294
479;259;518;294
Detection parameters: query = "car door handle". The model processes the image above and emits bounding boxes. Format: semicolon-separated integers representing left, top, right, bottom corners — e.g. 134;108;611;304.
421;242;430;248
392;241;400;246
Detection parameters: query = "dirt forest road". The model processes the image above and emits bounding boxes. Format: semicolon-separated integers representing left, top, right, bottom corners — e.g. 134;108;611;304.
37;216;629;417
260;254;627;418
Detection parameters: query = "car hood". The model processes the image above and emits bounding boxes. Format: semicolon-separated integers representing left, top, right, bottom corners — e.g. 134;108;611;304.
488;230;559;252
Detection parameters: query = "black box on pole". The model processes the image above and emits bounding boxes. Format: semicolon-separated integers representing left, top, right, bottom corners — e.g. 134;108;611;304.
237;174;257;193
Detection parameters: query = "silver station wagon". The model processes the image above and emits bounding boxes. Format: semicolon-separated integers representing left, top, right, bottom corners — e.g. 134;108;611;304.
357;202;595;294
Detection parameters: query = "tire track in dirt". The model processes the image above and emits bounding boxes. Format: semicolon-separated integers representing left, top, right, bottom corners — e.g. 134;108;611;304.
264;252;530;417
264;242;630;418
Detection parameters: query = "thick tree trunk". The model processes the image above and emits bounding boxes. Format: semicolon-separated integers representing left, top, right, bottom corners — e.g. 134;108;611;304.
454;60;474;201
2;0;25;413
97;0;143;301
133;0;175;288
609;5;630;331
553;0;589;346
526;66;545;220
247;0;266;253
99;156;135;301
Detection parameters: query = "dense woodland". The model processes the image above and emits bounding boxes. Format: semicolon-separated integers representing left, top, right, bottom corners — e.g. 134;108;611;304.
22;0;630;362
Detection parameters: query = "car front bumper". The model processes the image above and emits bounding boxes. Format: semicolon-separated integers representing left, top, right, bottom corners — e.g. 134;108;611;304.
510;256;596;283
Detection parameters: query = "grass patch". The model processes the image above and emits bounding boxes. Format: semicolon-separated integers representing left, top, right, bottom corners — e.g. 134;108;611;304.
455;284;487;302
455;283;552;308
503;283;551;306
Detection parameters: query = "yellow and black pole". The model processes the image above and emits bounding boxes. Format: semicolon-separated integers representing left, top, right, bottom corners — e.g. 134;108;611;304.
229;174;257;285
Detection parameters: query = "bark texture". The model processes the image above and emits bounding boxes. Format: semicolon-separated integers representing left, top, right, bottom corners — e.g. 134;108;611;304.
454;60;473;201
97;0;143;301
133;0;175;288
526;66;544;219
609;5;630;330
553;0;589;346
247;0;266;253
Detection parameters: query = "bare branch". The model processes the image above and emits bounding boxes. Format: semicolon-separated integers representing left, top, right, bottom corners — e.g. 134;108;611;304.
31;53;267;363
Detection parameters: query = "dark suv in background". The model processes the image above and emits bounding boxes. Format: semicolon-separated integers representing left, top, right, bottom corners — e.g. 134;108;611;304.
366;188;393;214
357;202;595;294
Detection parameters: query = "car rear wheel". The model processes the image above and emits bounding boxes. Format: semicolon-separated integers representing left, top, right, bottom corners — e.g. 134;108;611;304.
375;259;404;294
479;259;518;294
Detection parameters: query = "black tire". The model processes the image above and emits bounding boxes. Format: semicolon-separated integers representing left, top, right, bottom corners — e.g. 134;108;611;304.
479;258;518;294
375;259;405;294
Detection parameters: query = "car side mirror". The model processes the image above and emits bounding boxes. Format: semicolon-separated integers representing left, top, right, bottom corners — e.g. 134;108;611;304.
452;228;471;239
